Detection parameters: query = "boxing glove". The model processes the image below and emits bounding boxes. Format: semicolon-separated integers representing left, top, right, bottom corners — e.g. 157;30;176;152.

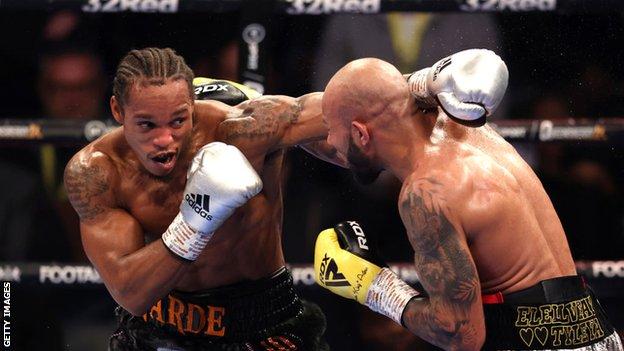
407;49;508;127
162;142;263;261
193;77;261;106
315;221;421;324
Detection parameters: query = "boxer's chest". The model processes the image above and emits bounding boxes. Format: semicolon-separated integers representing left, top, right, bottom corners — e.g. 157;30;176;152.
121;168;187;236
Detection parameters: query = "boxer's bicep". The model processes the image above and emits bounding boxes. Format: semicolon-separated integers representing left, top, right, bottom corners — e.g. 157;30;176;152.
219;93;326;153
398;178;485;350
65;153;145;286
80;209;145;289
279;92;327;148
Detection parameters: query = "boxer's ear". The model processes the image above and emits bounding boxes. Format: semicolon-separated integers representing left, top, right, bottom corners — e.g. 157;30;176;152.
110;96;124;124
351;121;370;148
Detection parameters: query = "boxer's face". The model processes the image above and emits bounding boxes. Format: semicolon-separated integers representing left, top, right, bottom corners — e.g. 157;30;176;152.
112;79;194;177
345;134;382;185
323;104;382;185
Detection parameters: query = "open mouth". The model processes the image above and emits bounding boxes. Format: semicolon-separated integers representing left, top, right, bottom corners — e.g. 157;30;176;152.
149;151;178;171
151;152;176;164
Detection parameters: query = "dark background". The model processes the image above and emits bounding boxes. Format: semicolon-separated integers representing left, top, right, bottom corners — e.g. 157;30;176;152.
0;8;622;350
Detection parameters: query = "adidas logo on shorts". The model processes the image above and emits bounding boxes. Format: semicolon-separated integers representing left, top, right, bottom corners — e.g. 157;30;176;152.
185;193;213;221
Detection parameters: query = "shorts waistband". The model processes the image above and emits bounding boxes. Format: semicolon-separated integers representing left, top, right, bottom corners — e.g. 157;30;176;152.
135;267;304;341
482;275;587;305
482;278;615;350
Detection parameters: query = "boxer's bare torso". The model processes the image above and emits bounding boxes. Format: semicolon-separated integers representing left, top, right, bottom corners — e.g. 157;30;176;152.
398;113;576;297
66;94;325;300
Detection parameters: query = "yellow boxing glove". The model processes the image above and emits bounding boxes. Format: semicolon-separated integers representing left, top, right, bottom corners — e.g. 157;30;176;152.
193;77;261;105
314;221;421;325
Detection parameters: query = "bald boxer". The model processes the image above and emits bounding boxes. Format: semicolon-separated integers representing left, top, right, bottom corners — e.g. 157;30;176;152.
313;54;624;350
64;47;506;350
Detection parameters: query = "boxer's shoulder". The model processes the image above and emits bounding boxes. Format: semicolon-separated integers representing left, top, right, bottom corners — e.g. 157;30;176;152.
399;167;462;203
194;99;230;123
64;143;119;222
399;161;505;226
70;128;126;175
65;143;119;186
192;100;230;146
398;171;456;221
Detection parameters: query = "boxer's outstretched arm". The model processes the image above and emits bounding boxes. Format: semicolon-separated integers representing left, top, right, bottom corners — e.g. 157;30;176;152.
218;92;348;166
398;177;485;351
64;151;189;315
220;93;325;148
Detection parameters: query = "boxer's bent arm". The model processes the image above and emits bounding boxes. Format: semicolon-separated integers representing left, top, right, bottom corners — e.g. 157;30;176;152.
398;177;485;351
64;153;188;315
218;93;327;157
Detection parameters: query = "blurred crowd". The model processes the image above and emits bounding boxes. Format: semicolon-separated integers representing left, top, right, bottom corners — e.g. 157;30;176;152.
0;9;622;350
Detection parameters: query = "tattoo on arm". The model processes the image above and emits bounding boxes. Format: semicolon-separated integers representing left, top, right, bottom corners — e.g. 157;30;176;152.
65;162;110;221
399;177;480;349
222;96;306;143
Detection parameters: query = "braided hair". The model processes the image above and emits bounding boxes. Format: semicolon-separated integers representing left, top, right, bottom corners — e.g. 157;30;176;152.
113;47;194;107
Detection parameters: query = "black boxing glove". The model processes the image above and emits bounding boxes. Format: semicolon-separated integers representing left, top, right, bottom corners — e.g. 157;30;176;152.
193;77;261;105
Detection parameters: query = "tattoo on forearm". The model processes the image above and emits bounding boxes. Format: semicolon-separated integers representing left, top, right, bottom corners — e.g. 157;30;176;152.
65;163;109;221
400;177;480;348
223;96;306;142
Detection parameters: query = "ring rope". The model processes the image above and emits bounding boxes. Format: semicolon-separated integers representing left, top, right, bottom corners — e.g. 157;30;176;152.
0;118;622;144
1;261;622;294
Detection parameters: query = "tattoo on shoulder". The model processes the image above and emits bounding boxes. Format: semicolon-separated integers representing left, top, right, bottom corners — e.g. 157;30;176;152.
400;177;479;345
223;96;305;142
65;161;110;221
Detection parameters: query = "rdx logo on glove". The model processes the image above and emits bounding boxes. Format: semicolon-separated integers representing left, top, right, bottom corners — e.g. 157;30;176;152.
185;193;213;221
319;254;350;287
194;84;229;95
347;221;369;250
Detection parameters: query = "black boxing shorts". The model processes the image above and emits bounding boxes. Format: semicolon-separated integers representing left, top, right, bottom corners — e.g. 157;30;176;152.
109;267;329;351
482;275;623;350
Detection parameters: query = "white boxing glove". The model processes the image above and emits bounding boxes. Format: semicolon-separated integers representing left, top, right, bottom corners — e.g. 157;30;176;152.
162;142;263;261
408;49;509;127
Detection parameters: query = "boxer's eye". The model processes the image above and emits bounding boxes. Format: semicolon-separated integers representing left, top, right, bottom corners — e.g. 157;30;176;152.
137;121;155;130
170;118;186;128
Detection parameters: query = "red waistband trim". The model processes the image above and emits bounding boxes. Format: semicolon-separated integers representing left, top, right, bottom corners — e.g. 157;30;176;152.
481;276;588;305
481;291;504;304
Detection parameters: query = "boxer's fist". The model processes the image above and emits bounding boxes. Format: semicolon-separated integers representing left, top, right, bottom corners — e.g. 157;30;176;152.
408;49;508;127
315;221;420;324
162;142;262;261
314;221;385;303
181;142;262;233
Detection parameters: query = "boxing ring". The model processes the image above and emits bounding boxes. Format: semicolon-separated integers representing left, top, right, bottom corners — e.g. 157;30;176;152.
1;105;623;350
1;0;624;349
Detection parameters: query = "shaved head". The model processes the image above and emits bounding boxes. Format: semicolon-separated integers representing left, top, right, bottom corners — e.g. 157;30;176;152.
322;58;412;185
323;58;410;125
